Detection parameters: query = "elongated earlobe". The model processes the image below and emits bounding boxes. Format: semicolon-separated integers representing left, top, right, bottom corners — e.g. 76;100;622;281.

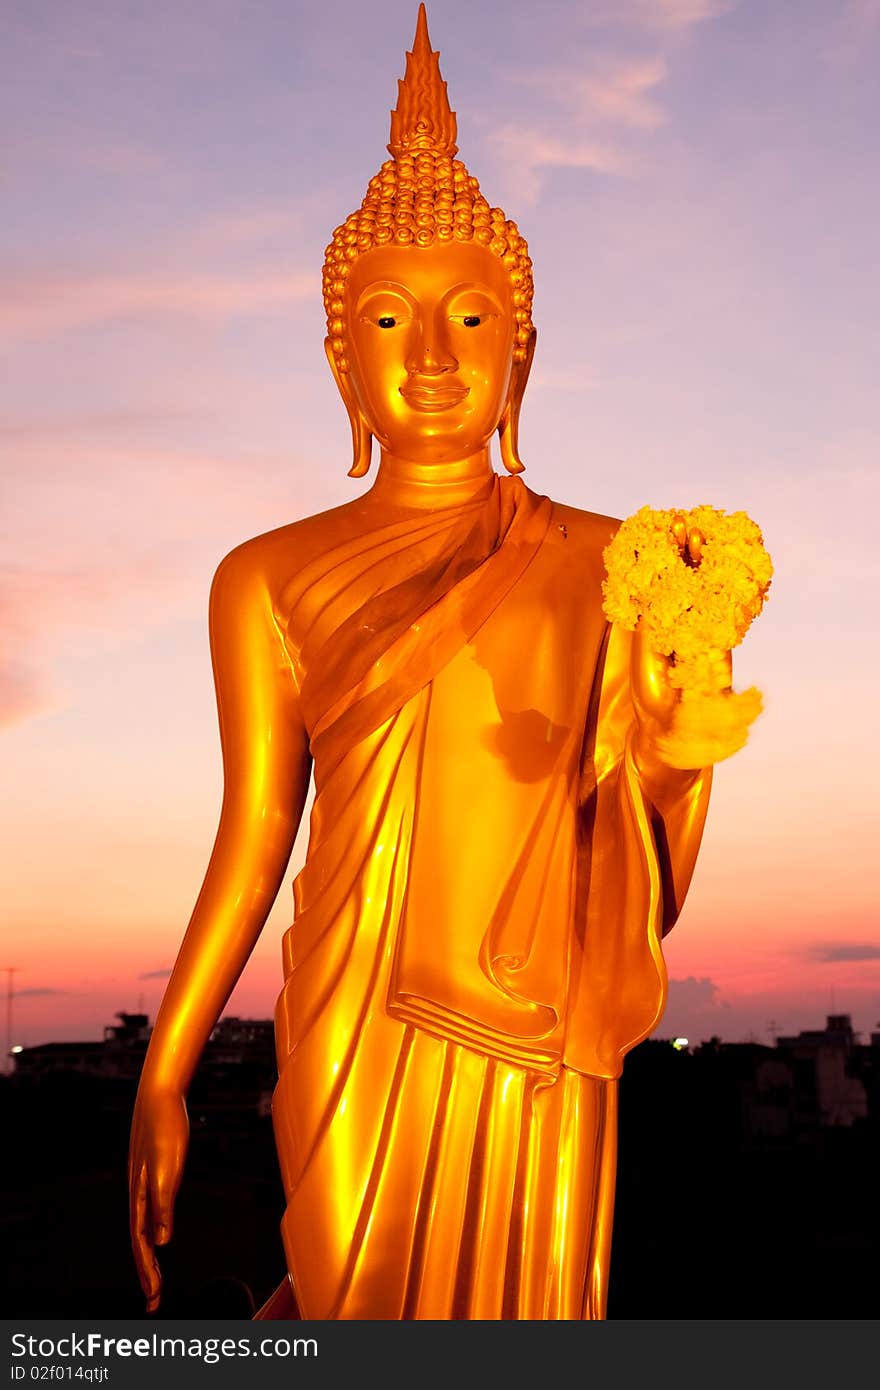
347;413;373;478
498;328;536;475
498;403;526;475
324;337;373;479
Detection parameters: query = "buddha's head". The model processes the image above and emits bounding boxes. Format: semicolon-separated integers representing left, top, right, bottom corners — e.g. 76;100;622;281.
323;5;536;475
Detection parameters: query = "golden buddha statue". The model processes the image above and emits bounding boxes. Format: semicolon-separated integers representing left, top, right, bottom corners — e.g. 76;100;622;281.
129;6;754;1320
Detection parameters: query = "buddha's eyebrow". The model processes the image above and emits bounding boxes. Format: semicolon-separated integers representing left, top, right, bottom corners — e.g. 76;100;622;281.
444;284;504;310
354;281;414;313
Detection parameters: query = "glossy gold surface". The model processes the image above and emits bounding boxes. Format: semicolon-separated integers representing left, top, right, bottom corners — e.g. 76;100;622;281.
129;6;744;1319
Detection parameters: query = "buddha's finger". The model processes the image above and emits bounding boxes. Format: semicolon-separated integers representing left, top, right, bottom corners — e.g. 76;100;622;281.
130;1161;149;1242
131;1165;162;1305
151;1156;182;1245
671;515;687;552
687;527;704;565
151;1169;175;1245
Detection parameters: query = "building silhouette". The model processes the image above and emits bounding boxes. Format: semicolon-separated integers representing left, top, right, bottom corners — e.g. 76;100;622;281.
4;1007;877;1318
773;1013;869;1129
9;1008;879;1137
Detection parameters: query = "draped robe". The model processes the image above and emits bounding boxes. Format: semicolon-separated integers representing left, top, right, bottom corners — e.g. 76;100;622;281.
267;474;711;1320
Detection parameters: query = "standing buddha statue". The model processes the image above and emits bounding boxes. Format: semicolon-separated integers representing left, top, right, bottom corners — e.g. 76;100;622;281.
129;5;758;1320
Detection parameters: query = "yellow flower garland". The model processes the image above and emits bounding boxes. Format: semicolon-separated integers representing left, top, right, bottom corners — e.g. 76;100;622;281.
602;505;773;768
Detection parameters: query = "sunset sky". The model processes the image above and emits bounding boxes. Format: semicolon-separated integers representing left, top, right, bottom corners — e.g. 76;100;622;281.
2;0;878;1052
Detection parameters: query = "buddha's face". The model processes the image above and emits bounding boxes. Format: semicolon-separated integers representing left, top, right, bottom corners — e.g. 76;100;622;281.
342;241;516;464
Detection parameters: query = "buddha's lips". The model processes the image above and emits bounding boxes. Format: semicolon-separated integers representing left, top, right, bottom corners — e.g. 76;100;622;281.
399;383;470;411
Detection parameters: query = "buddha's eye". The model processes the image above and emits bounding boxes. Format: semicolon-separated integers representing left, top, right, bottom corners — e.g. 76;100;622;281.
377;316;397;329
450;312;489;328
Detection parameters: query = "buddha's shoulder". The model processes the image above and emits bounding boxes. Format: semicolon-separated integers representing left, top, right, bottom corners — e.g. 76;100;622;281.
209;497;372;593
538;496;622;564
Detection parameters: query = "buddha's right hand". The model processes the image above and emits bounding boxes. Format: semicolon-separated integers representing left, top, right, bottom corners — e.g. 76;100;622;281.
128;1082;189;1313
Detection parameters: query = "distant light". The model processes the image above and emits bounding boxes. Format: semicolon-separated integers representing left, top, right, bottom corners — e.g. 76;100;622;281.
672;1037;689;1051
10;1045;23;1054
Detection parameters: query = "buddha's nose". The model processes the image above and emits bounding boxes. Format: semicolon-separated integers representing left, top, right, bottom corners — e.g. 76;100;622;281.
406;318;458;376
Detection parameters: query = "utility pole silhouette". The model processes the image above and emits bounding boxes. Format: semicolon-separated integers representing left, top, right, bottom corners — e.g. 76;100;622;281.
3;967;21;1074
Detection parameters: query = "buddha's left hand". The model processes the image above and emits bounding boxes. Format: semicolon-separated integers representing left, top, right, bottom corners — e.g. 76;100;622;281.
629;623;732;778
629;522;737;780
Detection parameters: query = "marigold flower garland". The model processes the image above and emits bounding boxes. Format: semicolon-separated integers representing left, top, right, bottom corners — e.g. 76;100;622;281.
602;505;773;769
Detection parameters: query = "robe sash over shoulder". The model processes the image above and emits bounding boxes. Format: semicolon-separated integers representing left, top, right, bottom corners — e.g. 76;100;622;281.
300;474;553;780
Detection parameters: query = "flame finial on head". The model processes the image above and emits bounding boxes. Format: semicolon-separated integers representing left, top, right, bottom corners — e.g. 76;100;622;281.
388;5;458;158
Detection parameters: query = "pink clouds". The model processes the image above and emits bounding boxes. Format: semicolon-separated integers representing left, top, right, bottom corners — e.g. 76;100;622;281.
0;663;46;727
573;58;667;129
486;54;669;202
641;0;734;28
0;556;174;726
5;129;167;179
1;267;317;343
660;972;878;1046
843;0;880;36
181;204;312;252
523;58;668;131
489;125;627;204
581;0;735;30
0;435;320;728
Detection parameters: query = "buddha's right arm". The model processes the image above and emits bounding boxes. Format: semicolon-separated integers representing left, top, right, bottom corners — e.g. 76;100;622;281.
129;541;311;1306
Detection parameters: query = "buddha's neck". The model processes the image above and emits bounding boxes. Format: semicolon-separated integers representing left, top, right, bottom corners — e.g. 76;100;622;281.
368;447;496;511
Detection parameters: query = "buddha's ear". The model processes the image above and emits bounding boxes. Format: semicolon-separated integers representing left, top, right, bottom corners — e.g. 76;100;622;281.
324;337;373;478
498;328;537;476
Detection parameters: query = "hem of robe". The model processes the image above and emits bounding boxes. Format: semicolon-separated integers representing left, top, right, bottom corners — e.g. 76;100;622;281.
274;1024;618;1321
253;1275;298;1321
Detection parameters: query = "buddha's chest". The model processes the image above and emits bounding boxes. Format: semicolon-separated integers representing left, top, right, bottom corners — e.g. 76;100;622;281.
278;514;608;729
427;540;607;775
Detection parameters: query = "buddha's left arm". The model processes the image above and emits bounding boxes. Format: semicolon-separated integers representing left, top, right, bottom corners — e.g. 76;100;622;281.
627;623;715;932
566;621;714;1075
